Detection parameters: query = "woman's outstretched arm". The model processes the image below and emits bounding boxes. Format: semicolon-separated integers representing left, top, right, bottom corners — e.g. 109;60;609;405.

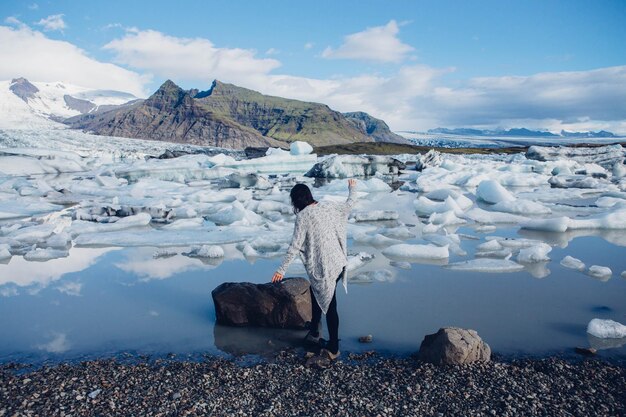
272;214;306;282
344;178;357;214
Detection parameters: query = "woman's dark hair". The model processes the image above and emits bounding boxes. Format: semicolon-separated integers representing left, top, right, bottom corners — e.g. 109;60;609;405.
290;183;316;214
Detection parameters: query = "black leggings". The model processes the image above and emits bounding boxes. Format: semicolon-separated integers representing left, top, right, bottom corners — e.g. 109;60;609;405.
310;275;341;343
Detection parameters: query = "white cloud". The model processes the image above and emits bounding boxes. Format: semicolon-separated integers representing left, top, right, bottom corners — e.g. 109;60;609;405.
100;28;626;134
265;47;279;55
104;29;281;88
427;66;626;131
28;3;39;10
322;20;414;63
304;42;314;50
0;25;149;96
36;14;66;32
4;16;25;27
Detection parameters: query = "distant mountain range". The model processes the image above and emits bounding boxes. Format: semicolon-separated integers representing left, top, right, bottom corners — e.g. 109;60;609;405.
426;127;619;138
2;77;406;149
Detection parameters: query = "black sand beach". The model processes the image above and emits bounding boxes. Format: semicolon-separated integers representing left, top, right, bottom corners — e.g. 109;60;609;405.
1;351;624;417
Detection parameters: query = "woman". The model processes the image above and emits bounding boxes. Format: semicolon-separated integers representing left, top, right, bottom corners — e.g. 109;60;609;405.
272;179;357;359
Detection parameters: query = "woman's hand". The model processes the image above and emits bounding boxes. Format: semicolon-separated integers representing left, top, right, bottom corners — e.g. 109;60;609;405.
348;178;356;188
272;272;284;283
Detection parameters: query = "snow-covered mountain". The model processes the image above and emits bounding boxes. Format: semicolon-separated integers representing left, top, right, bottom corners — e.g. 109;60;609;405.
0;77;139;129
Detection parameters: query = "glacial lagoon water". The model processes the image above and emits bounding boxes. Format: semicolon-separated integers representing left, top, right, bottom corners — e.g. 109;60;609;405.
1;223;625;364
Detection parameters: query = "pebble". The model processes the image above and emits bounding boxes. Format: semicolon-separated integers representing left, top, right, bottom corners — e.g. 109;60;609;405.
0;353;623;416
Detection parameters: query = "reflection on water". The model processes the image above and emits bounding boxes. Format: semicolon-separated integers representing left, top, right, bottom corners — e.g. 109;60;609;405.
213;325;306;356
0;226;625;363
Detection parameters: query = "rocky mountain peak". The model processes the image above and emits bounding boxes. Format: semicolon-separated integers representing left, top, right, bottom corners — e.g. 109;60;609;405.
10;77;39;103
144;79;192;111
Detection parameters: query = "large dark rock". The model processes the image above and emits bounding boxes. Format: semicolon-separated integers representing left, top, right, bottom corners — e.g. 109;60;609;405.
212;277;312;329
418;327;491;365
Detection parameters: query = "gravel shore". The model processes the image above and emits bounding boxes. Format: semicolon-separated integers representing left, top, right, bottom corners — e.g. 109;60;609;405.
1;351;624;417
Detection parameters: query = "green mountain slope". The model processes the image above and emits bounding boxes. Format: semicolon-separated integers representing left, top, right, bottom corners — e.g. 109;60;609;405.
66;79;404;149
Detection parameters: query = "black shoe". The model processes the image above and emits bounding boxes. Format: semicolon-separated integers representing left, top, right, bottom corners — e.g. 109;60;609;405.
303;330;320;345
320;338;340;355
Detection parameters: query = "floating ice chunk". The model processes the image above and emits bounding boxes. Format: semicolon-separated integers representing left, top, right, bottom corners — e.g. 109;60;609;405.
475;248;513;259
587;265;612;280
382;243;449;260
45;232;71;249
352;210;399;222
423;234;466;256
190;245;224;258
220;149;317;174
71;213;152;235
414;196;464;216
613;161;626;178
377;226;415;239
445;258;524;273
161;218;205;230
428;210;466;226
464;208;528;224
560;256;585;271
208;201;265;226
522;209;626;232
239;242;259;258
306;155;402;178
415;150;443;171
390;261;411;269
290;141;313;155
474;225;497;233
353;232;401;247
476;180;515;204
476;239;502;251
75;225;269;247
24;247;69;261
0;201;64;220
568;209;626;230
9;223;56;244
153;248;178;258
491;199;551;215
346;252;375;272
587;318;626;339
424;189;473;210
495;237;544;250
350;269;394;284
595;197;626;208
520;216;570;232
517;243;552;263
548;175;613;190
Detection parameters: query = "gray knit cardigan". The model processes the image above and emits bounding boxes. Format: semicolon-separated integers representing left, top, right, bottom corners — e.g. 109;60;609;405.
276;185;356;313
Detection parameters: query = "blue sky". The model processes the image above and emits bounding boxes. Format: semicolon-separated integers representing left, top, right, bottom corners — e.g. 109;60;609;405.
1;0;625;132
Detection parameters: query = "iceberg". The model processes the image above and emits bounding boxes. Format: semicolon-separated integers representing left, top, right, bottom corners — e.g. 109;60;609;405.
587;265;612;281
186;245;224;258
289;141;313;155
352;210;399;222
305;155;403;178
517;243;552;263
24;247;70;261
476;180;515;204
463;208;528;224
346;252;375;272
382;243;449;260
560;256;585;271
445;258;525;273
586;318;626;339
